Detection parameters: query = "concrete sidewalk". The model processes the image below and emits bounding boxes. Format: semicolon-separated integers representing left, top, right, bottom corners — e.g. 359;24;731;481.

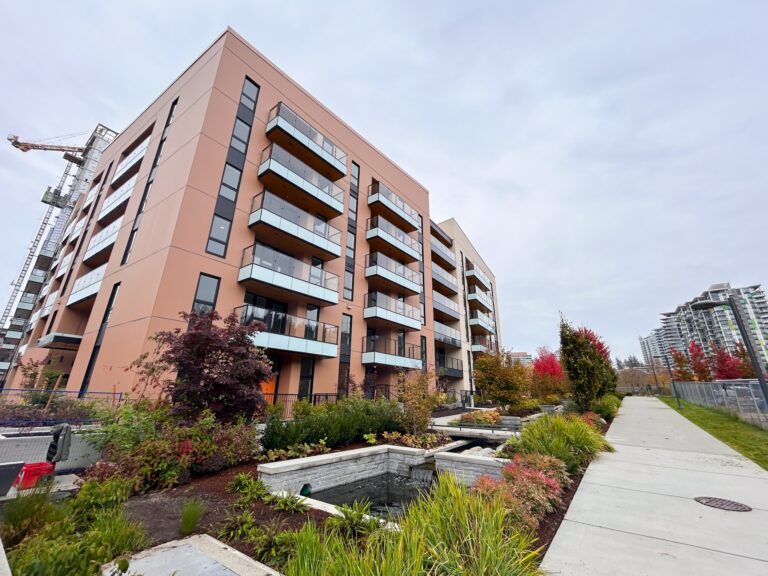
541;397;768;575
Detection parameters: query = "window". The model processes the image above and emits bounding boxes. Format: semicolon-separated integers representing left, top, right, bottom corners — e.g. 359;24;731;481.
192;274;220;315
343;271;354;301
79;283;120;397
350;162;360;191
305;305;319;340
345;230;356;259
206;77;259;258
340;314;352;349
299;358;315;399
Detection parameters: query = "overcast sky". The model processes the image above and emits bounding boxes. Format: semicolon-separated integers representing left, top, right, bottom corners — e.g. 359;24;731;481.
1;1;766;361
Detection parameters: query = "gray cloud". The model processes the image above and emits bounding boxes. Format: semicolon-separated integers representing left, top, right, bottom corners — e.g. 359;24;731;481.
1;0;765;360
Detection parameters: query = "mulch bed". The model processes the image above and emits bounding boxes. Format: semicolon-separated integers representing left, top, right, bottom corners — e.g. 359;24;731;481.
124;461;329;548
432;407;471;418
504;407;540;417
534;416;614;555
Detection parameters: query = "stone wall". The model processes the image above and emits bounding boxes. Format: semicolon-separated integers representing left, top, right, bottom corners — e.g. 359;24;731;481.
257;445;426;494
434;452;508;485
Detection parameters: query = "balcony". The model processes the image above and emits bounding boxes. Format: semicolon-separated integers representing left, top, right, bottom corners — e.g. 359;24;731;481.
82;185;99;210
465;263;491;291
112;135;150;184
41;290;58;317
239;243;339;306
39;282;50;301
83;217;123;265
266;102;347;179
67;264;107;307
361;335;422;370
471;335;497;354
249;191;342;260
26;310;41;332
363;292;422;330
467;286;493;313
237;304;338;358
437;355;463;379
3;330;23;343
431;237;456;270
364;252;422;295
367;181;420;233
434;321;462;348
55;252;73;279
37;332;83;351
469;310;496;335
35;241;57;270
366;215;422;263
432;291;460;322
61;220;74;244
258;143;344;218
16;292;37;311
98;175;137;224
70;217;86;244
431;263;458;295
27;268;47;286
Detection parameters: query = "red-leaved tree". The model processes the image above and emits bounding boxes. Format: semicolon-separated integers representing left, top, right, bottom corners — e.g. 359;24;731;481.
710;343;743;380
149;310;273;423
734;342;757;378
669;347;694;381
688;342;711;382
531;347;568;397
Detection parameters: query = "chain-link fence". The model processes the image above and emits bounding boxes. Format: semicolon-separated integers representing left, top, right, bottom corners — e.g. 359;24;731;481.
673;380;768;429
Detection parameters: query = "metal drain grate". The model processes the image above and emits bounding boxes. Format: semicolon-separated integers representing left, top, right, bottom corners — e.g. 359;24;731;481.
694;497;752;512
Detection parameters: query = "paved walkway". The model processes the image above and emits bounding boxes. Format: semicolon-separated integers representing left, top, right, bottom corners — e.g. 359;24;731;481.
541;396;768;575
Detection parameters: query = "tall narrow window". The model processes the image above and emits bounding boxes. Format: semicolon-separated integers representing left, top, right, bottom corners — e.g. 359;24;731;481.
305;305;319;340
342;161;360;302
299;358;315;399
122;99;178;264
79;283;120;397
192;274;220;315
206;78;259;257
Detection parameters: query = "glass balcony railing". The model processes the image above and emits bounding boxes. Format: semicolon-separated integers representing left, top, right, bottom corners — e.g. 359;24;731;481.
362;335;421;360
434;321;462;347
82;185;99;209
368;181;420;229
70;264;107;294
71;217;86;240
28;268;47;284
251;191;342;247
112;136;150;183
432;263;458;290
237;304;338;346
437;355;463;374
466;263;491;288
41;290;58;316
56;252;74;278
268;102;347;164
469;310;496;333
99;175;137;219
241;243;340;293
260;143;344;203
364;292;421;322
85;217;122;260
365;253;422;286
432;291;460;315
467;286;494;310
472;335;497;353
366;216;422;254
431;238;456;266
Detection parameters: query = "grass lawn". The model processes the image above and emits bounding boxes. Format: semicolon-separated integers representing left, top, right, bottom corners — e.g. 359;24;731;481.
659;397;768;470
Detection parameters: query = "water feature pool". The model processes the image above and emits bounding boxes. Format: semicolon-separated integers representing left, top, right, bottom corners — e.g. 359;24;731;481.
310;472;431;518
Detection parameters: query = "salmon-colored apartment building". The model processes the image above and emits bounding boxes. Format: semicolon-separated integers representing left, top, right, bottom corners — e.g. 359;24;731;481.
5;29;501;402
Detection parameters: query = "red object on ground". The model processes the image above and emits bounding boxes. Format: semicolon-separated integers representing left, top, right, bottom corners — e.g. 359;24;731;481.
13;462;55;490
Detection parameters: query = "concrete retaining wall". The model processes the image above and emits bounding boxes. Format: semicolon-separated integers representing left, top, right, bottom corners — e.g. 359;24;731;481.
0;431;101;473
434;452;509;485
257;445;426;494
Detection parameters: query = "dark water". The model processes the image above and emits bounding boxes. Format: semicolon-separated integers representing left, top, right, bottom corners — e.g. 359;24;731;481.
310;472;431;519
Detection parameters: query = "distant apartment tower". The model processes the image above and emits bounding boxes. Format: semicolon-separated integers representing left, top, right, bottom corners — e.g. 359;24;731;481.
6;29;501;401
508;351;532;366
641;283;768;370
0;125;116;385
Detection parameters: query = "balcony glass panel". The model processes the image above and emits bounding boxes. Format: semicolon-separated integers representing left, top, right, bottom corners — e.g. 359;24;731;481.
432;263;458;289
85;217;123;260
365;253;422;286
82;185;99;209
237;305;338;345
41;290;58;316
466;263;491;288
472;335;497;352
364;292;421;322
112;136;150;183
367;216;422;253
260;144;344;203
469;310;496;333
434;321;462;347
251;191;342;247
71;217;86;240
368;181;420;229
55;253;73;278
468;286;494;310
362;335;421;360
437;355;463;375
241;243;339;293
68;264;107;304
100;175;137;219
432;291;460;315
268;102;347;164
431;238;456;266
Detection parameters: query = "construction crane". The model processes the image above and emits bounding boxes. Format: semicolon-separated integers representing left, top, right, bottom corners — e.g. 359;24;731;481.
0;133;87;333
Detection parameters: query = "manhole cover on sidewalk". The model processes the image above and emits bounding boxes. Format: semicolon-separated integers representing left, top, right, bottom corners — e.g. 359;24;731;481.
694;497;752;512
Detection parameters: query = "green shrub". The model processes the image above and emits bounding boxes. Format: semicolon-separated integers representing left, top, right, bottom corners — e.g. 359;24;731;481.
69;477;134;524
590;394;621;420
261;397;402;450
226;472;270;506
218;510;261;542
379;431;448;449
282;474;542;575
249;519;297;568
265;440;330;462
0;484;66;548
269;492;309;514
459;410;502;425
511;415;613;473
325;500;381;538
180;499;206;535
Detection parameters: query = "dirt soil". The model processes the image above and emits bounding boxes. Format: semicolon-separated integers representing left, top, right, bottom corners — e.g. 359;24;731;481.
534;416;613;556
125;461;329;547
432;407;471;418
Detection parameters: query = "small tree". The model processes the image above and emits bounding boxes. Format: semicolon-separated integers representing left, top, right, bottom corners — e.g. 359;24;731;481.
624;355;643;369
574;327;617;396
147;310;273;423
734;342;756;378
670;347;694;381
531;347;568;397
688;342;711;382
560;318;614;411
473;349;529;407
710;343;743;380
396;370;438;435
